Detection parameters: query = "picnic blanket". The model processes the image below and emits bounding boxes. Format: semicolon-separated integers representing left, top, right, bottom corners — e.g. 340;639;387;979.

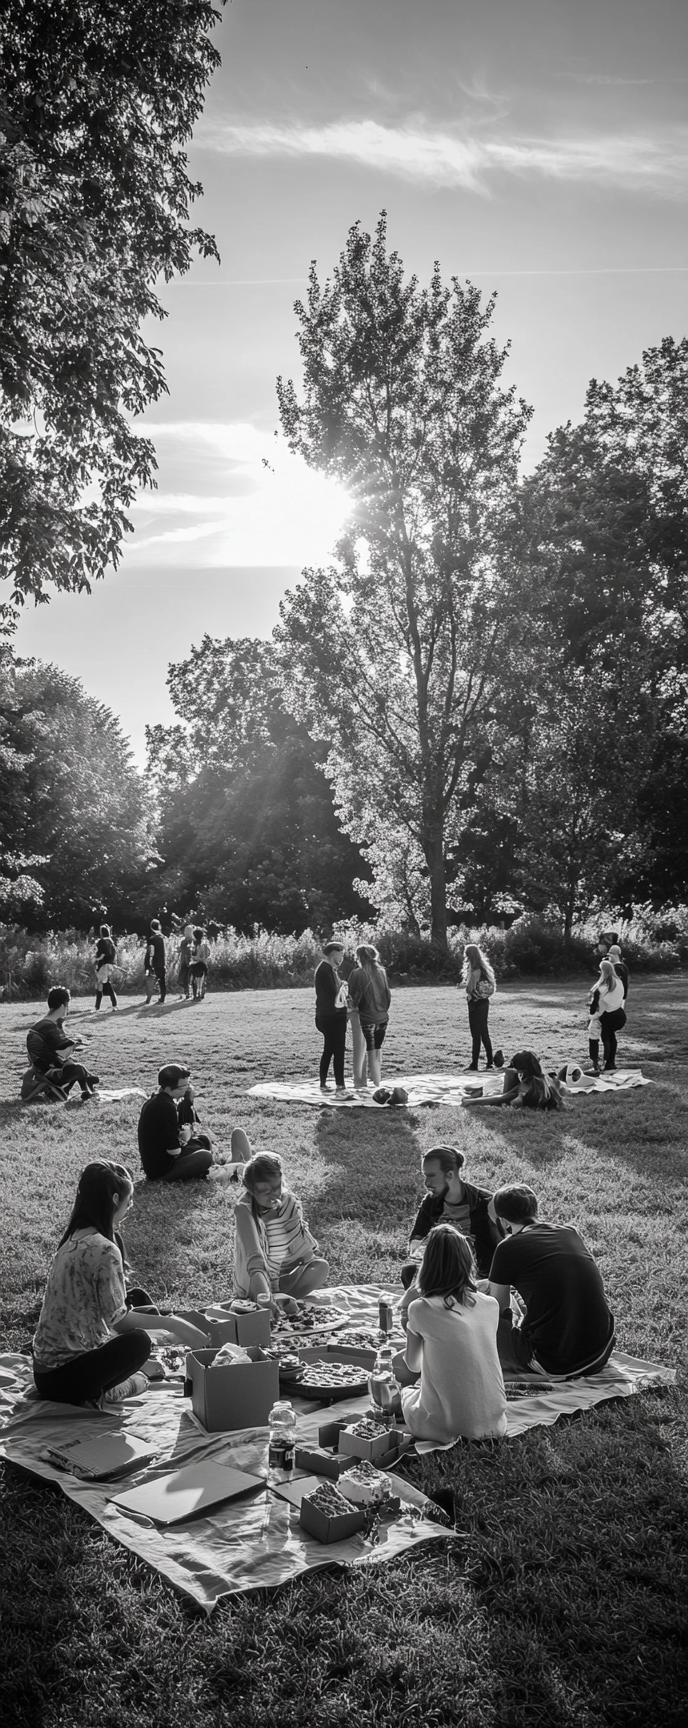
0;1286;673;1610
248;1070;651;1108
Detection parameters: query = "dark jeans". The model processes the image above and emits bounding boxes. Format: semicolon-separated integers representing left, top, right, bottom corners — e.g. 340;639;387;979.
33;1332;150;1405
146;968;166;1003
600;1008;626;1069
468;999;493;1066
161;1138;213;1182
496;1311;616;1378
316;1015;347;1087
39;1061;92;1095
95;979;117;1007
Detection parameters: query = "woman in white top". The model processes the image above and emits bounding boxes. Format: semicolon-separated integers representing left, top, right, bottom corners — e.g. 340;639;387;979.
400;1222;507;1444
596;958;627;1072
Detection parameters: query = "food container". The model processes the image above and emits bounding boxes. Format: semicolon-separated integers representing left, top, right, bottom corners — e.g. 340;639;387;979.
339;1462;390;1505
186;1345;279;1432
294;1447;345;1481
299;1484;367;1544
339;1420;395;1462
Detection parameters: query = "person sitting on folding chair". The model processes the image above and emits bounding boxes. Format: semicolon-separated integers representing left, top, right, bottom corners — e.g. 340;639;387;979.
25;987;100;1102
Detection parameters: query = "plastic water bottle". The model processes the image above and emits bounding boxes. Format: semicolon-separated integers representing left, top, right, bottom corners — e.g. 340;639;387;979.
267;1400;297;1480
368;1345;401;1428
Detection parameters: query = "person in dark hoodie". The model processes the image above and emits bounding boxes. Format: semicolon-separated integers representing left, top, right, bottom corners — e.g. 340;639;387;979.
398;1146;505;1322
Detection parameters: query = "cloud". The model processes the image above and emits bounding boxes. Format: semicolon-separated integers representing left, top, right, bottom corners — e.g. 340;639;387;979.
128;421;352;568
198;116;688;196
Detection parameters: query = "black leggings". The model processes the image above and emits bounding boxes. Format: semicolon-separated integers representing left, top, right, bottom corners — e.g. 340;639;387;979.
95;979;118;1007
600;1008;626;1069
160;1139;213;1182
39;1061;93;1095
316;1016;347;1088
33;1332;150;1406
468;999;493;1066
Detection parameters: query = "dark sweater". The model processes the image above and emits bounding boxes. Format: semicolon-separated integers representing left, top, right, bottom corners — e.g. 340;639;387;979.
409;1180;504;1278
138;1090;181;1179
314;960;346;1021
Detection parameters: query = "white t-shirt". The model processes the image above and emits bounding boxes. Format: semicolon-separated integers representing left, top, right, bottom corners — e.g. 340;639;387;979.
401;1292;507;1443
33;1229;127;1371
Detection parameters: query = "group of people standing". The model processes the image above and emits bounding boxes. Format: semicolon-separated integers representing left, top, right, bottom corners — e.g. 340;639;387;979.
89;920;211;1011
314;940;392;1094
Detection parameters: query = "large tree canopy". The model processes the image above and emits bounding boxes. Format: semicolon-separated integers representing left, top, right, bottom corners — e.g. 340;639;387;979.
145;636;372;934
0;655;154;925
0;0;223;629
276;215;532;946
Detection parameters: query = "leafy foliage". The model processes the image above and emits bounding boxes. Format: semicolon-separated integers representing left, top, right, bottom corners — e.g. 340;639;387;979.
0;0;223;628
276;214;532;945
0;654;154;925
145;635;372;934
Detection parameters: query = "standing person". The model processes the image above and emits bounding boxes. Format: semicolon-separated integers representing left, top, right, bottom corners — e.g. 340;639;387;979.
484;1184;615;1379
314;940;349;1095
189;926;210;1000
137;1063;214;1181
233;1152;329;1304
596;958;627;1072
461;943;496;1071
347;943;392;1088
26;988;100;1101
177;923;194;1000
144;919;166;1004
399;1224;507;1444
94;924;118;1012
32;1160;208;1406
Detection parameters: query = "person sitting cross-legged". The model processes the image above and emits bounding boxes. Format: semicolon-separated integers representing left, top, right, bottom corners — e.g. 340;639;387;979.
482;1184;615;1380
398;1146;505;1324
26;987;100;1101
233;1152;329;1311
137;1063;214;1183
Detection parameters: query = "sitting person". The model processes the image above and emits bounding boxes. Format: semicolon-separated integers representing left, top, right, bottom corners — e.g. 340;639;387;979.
507;1051;564;1111
137;1063;214;1182
399;1148;504;1316
26;987;100;1101
32;1160;209;1406
399;1224;507;1444
233;1152;329;1308
483;1183;615;1379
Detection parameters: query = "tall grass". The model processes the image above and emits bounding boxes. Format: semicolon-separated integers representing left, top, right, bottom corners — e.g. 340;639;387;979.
0;905;685;1000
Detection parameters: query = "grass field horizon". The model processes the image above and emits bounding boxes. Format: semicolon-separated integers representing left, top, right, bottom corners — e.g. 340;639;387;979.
1;977;687;1726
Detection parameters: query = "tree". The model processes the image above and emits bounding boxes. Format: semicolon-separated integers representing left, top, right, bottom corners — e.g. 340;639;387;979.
0;654;154;926
0;0;223;629
145;636;372;934
275;215;531;947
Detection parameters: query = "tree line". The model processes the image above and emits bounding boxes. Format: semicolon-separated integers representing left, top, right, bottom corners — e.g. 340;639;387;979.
1;11;685;946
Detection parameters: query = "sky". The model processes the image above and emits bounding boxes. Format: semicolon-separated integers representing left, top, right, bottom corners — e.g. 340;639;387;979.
15;0;688;764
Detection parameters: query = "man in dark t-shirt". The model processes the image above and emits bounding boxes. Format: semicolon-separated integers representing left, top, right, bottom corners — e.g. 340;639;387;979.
27;986;99;1100
485;1183;615;1378
144;920;167;1004
137;1063;213;1181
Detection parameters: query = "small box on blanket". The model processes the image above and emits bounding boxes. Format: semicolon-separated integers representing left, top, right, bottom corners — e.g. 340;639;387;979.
294;1447;346;1481
299;1482;368;1545
339;1420;403;1463
187;1346;279;1432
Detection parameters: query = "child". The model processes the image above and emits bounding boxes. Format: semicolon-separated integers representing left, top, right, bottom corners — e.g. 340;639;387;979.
233;1153;329;1307
586;986;603;1076
400;1224;507;1444
32;1161;208;1406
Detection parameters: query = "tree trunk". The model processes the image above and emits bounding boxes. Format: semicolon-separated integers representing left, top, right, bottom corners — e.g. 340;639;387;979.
424;827;448;949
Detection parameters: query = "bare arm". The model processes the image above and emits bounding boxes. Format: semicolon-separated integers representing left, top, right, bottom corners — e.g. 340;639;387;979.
113;1311;209;1349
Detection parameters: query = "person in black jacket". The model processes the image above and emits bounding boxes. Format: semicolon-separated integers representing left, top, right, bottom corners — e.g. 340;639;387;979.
314;940;349;1094
144;920;167;1004
94;924;118;1011
399;1146;504;1318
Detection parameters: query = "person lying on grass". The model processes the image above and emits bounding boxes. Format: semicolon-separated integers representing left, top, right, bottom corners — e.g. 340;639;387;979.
233;1152;329;1315
397;1224;507;1445
461;1050;564;1111
481;1183;616;1380
398;1146;505;1322
32;1161;209;1408
137;1063;214;1182
26;986;100;1101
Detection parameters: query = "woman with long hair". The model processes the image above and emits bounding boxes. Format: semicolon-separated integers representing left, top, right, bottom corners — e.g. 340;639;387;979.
347;942;392;1088
461;943;496;1072
32;1162;207;1406
508;1050;564;1111
233;1152;329;1307
399;1223;507;1442
595;958;627;1072
94;924;117;1011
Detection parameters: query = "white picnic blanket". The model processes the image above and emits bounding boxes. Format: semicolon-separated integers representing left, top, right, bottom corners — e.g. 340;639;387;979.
247;1070;651;1107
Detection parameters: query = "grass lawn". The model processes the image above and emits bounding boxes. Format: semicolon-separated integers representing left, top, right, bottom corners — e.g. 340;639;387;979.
1;975;687;1728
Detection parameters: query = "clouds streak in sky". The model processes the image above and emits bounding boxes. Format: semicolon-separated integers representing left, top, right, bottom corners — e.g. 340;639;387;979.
200;117;688;196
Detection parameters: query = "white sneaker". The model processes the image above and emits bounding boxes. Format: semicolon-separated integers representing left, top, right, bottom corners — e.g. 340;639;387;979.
103;1372;148;1403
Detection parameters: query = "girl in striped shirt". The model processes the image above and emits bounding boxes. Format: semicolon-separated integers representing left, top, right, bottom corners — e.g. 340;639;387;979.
233;1153;329;1307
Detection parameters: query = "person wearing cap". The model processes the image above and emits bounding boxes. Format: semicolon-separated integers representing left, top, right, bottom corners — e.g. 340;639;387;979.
137;1064;214;1181
314;940;349;1094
